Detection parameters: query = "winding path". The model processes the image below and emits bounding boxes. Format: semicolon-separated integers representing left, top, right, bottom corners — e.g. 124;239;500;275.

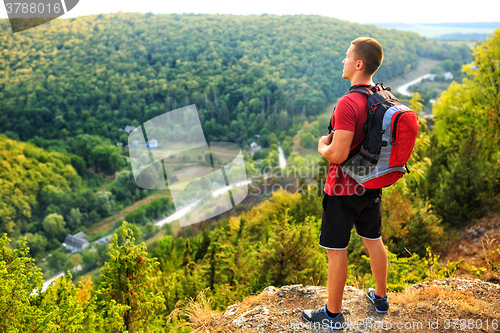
396;74;431;96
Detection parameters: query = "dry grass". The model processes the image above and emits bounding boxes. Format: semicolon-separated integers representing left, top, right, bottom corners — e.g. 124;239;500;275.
473;234;500;275
167;288;271;333
440;212;500;281
391;281;500;320
167;288;227;333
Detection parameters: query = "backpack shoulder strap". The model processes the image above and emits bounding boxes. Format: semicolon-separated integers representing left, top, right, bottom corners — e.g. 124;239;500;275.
327;85;375;133
351;83;393;95
347;84;374;97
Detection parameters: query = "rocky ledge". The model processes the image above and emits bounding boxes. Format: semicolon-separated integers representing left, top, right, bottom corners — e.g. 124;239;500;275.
207;278;500;332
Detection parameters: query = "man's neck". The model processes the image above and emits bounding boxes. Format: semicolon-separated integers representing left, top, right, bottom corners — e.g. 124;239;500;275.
350;75;374;87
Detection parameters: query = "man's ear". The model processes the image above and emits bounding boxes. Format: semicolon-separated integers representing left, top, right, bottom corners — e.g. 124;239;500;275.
356;60;364;71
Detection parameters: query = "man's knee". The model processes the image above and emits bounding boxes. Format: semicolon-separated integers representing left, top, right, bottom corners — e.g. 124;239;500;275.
327;248;348;259
363;238;387;255
363;237;384;247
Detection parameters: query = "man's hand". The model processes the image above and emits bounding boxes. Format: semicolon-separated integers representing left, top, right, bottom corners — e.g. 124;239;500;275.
318;132;334;150
318;129;354;164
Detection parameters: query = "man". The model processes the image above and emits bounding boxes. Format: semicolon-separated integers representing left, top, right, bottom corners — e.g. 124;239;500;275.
302;37;389;329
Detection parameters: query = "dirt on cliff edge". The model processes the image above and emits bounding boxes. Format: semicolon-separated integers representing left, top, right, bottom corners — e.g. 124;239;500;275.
200;278;500;333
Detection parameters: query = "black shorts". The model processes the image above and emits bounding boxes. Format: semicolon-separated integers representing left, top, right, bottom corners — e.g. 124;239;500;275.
320;189;382;250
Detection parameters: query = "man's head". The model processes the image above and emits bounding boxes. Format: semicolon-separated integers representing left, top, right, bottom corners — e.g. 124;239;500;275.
350;37;384;76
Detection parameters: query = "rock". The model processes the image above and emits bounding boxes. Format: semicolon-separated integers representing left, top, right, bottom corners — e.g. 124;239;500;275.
263;286;277;294
211;278;500;332
231;306;270;329
224;304;240;316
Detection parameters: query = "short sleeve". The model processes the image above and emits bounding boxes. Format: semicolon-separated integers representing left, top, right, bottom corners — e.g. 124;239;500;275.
333;96;357;132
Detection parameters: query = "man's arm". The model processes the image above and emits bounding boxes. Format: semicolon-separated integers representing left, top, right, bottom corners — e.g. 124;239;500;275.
318;130;354;165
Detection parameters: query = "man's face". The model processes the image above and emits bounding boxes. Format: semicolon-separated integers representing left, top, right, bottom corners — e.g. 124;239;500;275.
342;44;358;80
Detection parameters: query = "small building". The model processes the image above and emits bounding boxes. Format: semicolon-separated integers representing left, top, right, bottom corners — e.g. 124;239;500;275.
147;139;158;148
63;232;90;253
443;72;453;80
250;141;262;155
124;125;137;134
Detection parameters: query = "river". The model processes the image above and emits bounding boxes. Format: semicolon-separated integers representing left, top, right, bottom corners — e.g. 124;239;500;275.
277;142;286;169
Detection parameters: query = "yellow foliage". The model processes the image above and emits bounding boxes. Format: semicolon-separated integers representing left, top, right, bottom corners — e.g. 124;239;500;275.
77;275;93;304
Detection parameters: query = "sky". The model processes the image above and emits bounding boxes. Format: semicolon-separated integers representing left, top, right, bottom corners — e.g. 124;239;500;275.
1;0;500;24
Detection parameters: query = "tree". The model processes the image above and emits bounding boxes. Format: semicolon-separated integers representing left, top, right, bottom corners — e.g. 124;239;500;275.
42;213;66;238
82;251;101;272
300;132;316;148
144;222;157;239
69;253;83;269
72;134;103;165
48;250;69;272
0;234;44;330
70;155;87;177
97;222;165;332
0;234;102;331
24;232;48;257
66;207;83;230
95;191;116;217
253;212;327;289
428;28;500;225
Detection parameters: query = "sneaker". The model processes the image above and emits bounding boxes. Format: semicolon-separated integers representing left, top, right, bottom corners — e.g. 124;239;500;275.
366;288;389;313
302;305;345;330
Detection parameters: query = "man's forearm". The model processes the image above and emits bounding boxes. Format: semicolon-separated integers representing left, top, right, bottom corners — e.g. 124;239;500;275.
319;144;346;165
318;129;353;165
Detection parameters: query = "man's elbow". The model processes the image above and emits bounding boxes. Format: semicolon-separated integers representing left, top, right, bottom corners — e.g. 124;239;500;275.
318;144;350;164
327;151;349;165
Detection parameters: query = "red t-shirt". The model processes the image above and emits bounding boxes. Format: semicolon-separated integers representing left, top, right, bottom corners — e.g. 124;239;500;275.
324;89;368;196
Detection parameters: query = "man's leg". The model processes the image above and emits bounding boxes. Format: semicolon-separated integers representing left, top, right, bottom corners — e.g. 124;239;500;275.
327;248;348;313
363;237;387;298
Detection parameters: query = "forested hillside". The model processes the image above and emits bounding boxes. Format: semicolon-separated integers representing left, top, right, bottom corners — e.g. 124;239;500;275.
1;12;440;146
0;134;80;236
0;12;454;262
0;134;167;262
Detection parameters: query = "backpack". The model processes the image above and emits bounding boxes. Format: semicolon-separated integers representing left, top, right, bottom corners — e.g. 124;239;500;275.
328;83;419;189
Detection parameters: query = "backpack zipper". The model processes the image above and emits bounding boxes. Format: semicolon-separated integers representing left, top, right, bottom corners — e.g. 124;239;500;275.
391;111;407;145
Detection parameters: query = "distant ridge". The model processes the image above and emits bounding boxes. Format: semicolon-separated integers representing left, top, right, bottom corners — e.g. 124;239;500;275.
374;21;499;39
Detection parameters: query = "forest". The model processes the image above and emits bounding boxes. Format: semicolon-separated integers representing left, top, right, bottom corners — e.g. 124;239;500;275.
0;12;449;147
0;12;499;332
0;12;470;244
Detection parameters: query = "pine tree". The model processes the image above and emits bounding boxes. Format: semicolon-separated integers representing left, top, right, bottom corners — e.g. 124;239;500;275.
0;234;44;331
97;221;166;333
253;212;327;289
0;234;101;332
